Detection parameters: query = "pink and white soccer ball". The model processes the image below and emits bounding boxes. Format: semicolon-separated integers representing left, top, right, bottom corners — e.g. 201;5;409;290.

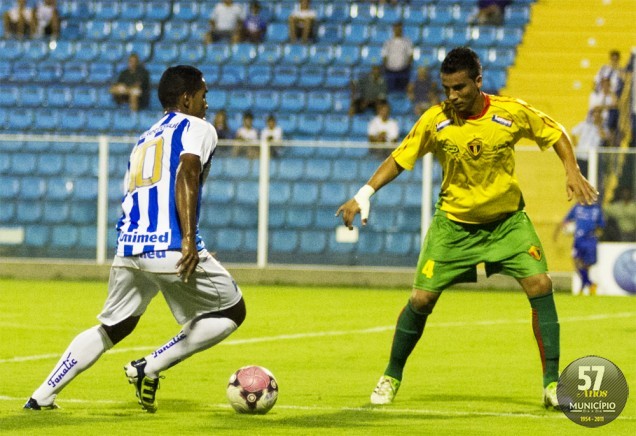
226;365;278;414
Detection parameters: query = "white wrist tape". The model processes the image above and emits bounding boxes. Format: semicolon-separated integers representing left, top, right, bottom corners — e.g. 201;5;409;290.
353;184;375;221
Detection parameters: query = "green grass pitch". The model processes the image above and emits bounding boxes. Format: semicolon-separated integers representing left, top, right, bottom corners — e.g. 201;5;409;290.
1;279;634;435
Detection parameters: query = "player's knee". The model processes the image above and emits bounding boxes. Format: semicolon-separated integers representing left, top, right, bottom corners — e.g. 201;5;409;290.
101;316;140;345
409;289;440;314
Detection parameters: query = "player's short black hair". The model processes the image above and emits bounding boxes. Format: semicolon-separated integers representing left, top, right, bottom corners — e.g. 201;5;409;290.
158;65;204;109
440;47;482;80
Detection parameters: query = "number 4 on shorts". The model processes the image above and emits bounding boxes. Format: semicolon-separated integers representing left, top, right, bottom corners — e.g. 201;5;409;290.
421;260;435;278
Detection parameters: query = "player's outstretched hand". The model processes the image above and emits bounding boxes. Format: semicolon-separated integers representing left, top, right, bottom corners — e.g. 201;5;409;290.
335;198;365;230
566;171;599;205
176;243;199;283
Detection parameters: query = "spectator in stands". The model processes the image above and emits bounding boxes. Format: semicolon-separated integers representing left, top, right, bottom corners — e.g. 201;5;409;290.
382;22;413;93
288;0;316;44
109;53;151;112
407;66;440;117
469;0;512;26
260;114;284;157
594;50;623;95
349;65;388;116
2;0;34;39
589;77;619;140
205;0;245;44
34;0;59;40
213;109;231;140
368;102;399;158
570;107;609;178
241;1;267;43
604;186;636;241
234;110;259;158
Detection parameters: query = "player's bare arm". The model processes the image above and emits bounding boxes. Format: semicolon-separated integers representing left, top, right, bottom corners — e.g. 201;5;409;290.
552;133;599;205
175;153;202;283
336;155;404;229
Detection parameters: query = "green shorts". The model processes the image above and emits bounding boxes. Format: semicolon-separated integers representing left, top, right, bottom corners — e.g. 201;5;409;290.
413;210;548;292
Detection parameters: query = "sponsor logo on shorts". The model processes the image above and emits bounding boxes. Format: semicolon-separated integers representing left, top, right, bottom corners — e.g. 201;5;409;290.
47;353;78;388
528;245;542;261
491;114;513;127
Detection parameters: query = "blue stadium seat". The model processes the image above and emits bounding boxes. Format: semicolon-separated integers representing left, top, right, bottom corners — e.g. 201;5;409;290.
189;20;209;42
369;24;392;45
468;26;497;47
60;20;81;40
350;116;369;138
205;44;231;63
17;201;43;223
268;206;286;228
377;4;403;24
112;110;139;133
222;157;255;179
333;45;361;67
22;40;49;62
200;64;220;85
120;0;146;20
271;65;298;87
46;86;71;108
428;4;453;25
7;108;34;130
495;27;524;47
283;44;309;65
307;44;334;66
299;231;326;253
279;90;306;113
253;90;280;112
265;22;288;43
270;230;298;253
422;25;446;45
172;1;200;21
85;109;113;132
403;24;422;45
0;63;10;82
50;225;79;248
135;21;162;42
375;184;404;207
61;61;88;83
232;43;258;64
10;61;36;82
72;86;98;108
23;225;49;247
235;181;259;204
215;228;243;252
286;208;314;229
325;66;351;88
257;44;282;64
351;3;377;24
0;176;20;199
33;109;60;131
276;113;297;134
504;5;530;25
295;114;323;137
95;86;117;109
207;89;227;112
43;202;70;224
332;92;351;113
77;225;98;249
45;177;73;200
37;62;63;82
316;24;343;44
322;3;350;23
178;42;205;63
0;200;15;223
203;207;232;227
48;40;75;61
153;42;180;64
72;177;98;200
246;64;272;87
163;21;192;43
64;154;94;177
388;94;411;116
84;19;112;41
445;26;469;46
111;20;137;41
0;85;19;107
487;48;516;68
323;114;350;138
11;153;37;175
269;181;292;205
292;182;320;205
0;40;23;61
452;3;477;24
385;233;412;255
219;64;247;87
70;202;97;224
20;85;45;107
359;45;384;67
227;90;254;112
303;159;331;181
396;209;421;232
73;41;101;62
355;231;384;254
145;2;171;21
98;41;125;63
93;0;120;20
20;176;47;200
344;23;369;45
297;65;325;88
305;91;332;113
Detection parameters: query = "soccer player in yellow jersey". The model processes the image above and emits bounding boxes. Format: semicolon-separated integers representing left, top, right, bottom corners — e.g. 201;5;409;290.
337;47;598;409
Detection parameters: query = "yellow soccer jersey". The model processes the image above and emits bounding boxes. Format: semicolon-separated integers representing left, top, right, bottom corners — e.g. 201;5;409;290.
392;94;565;224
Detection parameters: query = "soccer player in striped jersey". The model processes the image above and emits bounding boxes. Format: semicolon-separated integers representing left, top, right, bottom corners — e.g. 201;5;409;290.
337;47;598;409
25;66;246;413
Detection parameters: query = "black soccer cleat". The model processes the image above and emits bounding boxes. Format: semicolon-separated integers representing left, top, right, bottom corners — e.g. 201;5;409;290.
124;358;161;413
23;397;59;410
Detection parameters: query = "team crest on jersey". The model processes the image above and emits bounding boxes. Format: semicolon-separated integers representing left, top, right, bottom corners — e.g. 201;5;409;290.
436;119;453;131
491;114;513;127
466;139;483;158
528;245;542;261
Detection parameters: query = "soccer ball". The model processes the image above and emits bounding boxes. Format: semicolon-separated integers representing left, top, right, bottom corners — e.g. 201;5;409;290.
226;365;278;414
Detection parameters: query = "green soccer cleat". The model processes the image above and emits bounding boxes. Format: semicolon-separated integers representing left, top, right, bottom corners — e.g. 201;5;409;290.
543;381;561;410
23;397;59;410
124;358;160;413
370;375;401;405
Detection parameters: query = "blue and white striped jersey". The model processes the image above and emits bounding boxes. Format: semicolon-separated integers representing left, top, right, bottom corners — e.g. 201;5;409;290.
116;112;217;256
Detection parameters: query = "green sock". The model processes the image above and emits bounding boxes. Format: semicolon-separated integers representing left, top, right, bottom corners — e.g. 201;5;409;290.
385;301;428;381
529;293;560;387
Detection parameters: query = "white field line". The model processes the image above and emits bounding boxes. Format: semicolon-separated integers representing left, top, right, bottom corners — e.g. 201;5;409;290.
1;312;634;365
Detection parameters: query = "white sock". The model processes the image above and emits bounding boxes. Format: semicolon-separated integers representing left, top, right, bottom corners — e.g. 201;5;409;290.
143;317;237;378
32;325;113;405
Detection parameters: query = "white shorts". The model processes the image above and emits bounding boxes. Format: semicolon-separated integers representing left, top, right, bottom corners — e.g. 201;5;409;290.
98;250;242;326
